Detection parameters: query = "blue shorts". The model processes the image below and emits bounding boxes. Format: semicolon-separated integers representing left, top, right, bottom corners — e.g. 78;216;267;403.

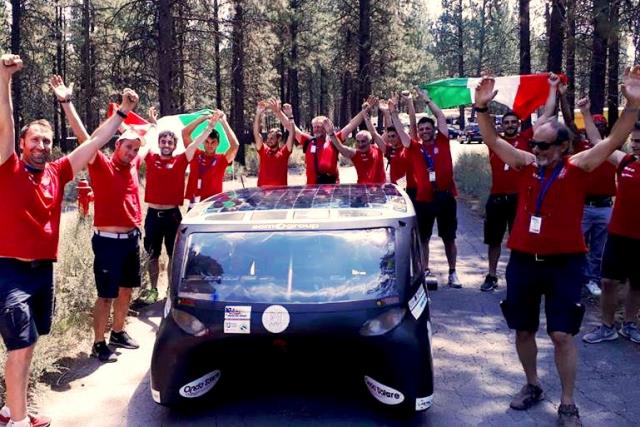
92;231;141;299
503;251;585;335
0;258;54;351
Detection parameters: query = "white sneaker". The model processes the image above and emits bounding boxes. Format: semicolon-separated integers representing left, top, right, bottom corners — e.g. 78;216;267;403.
585;280;602;296
448;271;462;289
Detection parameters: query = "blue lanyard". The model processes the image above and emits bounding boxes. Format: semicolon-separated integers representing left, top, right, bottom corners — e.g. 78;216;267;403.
420;145;435;171
534;162;564;216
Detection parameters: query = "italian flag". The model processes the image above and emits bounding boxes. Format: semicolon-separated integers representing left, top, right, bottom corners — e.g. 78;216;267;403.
420;73;564;119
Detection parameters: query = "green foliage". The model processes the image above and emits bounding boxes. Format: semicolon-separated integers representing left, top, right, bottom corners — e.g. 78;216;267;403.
453;151;491;203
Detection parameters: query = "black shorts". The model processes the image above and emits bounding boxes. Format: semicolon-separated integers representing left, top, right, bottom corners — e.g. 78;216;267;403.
484;194;518;246
0;259;54;351
409;190;457;241
144;207;182;259
503;251;586;335
92;231;142;299
601;233;640;288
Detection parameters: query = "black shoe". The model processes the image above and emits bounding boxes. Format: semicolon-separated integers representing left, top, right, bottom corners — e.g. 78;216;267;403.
91;341;117;363
481;274;498;292
558;403;582;426
109;330;140;349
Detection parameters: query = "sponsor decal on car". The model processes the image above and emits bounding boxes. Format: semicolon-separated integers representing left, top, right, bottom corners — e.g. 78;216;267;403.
224;319;250;334
364;376;405;405
262;305;290;333
416;394;433;411
251;223;320;230
408;284;427;320
224;305;251;320
179;370;222;398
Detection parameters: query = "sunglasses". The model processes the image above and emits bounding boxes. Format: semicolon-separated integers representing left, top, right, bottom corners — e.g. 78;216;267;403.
529;139;564;151
631;138;640;143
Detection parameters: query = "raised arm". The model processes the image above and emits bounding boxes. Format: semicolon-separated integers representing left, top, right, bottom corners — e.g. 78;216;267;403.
416;86;448;137
185;114;215;162
147;106;158;125
570;67;640;172
576;97;602;144
340;95;376;137
475;77;535;169
533;72;560;131
401;91;417;139
67;88;139;175
389;97;412;148
253;101;266;150
182;114;209;147
0;54;22;165
281;103;295;152
558;81;579;135
267;98;296;133
216;110;240;164
364;109;386;154
324;117;355;159
50;74;90;144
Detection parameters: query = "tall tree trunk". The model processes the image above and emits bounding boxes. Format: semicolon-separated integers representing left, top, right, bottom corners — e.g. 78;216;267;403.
547;0;565;73
278;53;286;103
357;0;371;124
231;0;245;165
457;0;465;130
213;0;222;109
319;66;327;114
288;0;300;122
476;0;488;76
54;3;66;150
339;71;350;128
607;0;620;127
157;0;176;115
175;2;186;111
565;0;576;113
307;69;315;120
80;0;97;131
11;0;22;151
589;0;609;114
518;0;531;74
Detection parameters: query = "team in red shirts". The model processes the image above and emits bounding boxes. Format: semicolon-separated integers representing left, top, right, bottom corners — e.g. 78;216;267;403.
475;67;640;426
0;56;139;427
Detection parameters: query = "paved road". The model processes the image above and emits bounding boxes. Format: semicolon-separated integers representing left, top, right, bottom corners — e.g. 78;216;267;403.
38;142;640;426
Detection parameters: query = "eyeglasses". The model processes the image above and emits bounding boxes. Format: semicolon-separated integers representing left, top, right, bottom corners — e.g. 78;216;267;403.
529;139;564;151
631;138;640;143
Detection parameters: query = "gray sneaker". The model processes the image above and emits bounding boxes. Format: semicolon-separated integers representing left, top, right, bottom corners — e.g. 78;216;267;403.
619;322;640;344
509;383;544;410
448;271;462;289
582;324;618;344
558;403;582;426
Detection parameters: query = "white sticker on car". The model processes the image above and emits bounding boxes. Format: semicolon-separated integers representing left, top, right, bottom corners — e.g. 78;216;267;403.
427;320;433;343
364;376;405;405
224;305;251;320
262;305;290;333
224;319;250;334
408;284;427;320
179;370;221;398
416;394;433;411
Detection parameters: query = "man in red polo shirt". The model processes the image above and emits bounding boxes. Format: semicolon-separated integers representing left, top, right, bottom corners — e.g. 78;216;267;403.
252;100;294;187
324;111;385;185
582;122;640;345
272;96;376;184
475;68;640;426
389;90;461;288
481;74;557;292
138;109;218;304
365;99;408;186
0;56;138;427
184;110;240;208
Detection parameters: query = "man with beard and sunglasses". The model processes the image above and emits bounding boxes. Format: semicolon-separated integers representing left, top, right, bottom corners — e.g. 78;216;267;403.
252;99;295;187
481;73;558;292
0;56;139;427
474;67;640;426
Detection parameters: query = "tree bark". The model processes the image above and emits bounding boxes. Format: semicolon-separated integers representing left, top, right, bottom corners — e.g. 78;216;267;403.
11;0;22;151
357;0;371;123
80;0;97;131
230;0;246;164
213;0;222;109
607;0;620;127
518;0;531;74
547;0;565;73
319;66;327;114
457;0;465;130
589;0;609;114
476;0;488;76
565;0;576;112
288;0;301;122
157;0;176;115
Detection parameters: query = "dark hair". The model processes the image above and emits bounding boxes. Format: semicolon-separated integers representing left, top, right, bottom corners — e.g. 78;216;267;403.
386;126;397;133
502;111;519;123
19;119;53;139
634;121;640;131
207;129;220;141
158;130;177;143
417;117;435;127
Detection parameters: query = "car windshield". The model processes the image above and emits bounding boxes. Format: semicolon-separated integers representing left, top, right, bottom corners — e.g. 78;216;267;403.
180;228;397;304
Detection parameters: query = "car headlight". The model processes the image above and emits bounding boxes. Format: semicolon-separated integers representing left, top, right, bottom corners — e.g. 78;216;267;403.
171;308;209;336
360;307;406;336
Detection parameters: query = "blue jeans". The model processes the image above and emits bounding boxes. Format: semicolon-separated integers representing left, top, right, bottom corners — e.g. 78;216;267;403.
581;205;612;284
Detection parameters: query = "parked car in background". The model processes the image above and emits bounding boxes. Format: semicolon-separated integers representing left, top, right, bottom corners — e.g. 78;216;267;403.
151;184;435;414
461;123;482;144
447;126;461;140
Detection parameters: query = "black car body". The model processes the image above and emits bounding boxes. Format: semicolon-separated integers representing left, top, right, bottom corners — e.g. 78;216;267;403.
462;123;483;143
150;184;434;413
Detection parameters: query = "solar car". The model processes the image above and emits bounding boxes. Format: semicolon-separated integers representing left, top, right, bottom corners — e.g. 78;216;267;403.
150;184;434;413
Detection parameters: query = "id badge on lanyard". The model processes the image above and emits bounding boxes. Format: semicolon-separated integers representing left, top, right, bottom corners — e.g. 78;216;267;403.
530;163;564;235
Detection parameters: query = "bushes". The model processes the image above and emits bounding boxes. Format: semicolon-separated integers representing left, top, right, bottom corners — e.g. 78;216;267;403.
454;151;491;204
